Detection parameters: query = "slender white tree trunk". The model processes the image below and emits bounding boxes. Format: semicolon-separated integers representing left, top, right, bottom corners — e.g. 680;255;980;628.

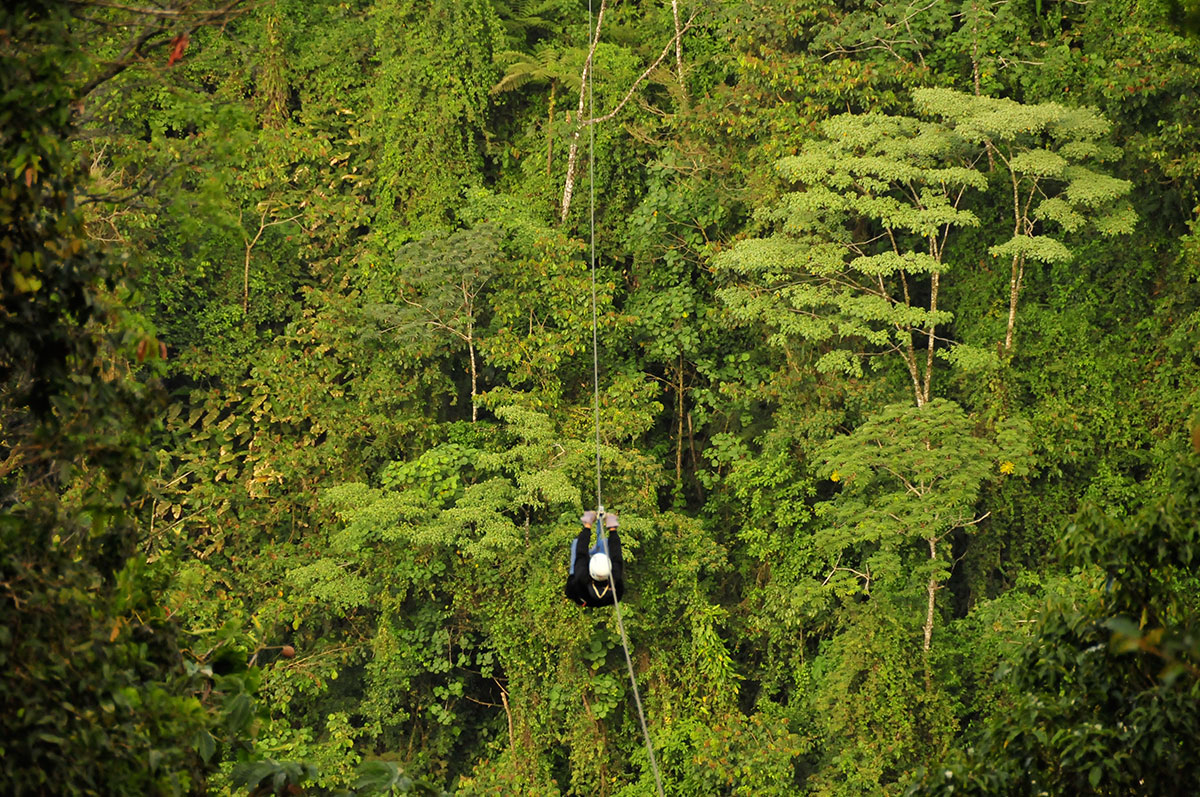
1004;253;1023;354
1004;169;1023;354
672;0;686;96
561;2;692;221
468;335;477;423
923;536;937;690
923;269;939;405
560;0;606;222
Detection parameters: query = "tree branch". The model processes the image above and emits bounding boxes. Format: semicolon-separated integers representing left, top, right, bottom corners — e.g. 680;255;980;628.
559;0;608;221
68;0;244;20
580;10;700;128
72;0;249;101
243;206;302;315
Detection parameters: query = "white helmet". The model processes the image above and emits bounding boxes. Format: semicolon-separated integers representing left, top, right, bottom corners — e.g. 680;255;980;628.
589;552;612;581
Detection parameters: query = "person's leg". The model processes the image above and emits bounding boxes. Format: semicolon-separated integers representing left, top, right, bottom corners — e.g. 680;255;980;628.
565;513;596;603
604;512;625;600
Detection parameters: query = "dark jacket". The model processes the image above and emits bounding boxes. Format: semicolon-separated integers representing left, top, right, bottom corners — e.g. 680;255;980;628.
564;525;625;608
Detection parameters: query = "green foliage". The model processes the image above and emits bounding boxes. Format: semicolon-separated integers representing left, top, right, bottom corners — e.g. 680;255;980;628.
354;760;448;795
717;90;1134;407
493;45;582;97
651;705;809;796
233;759;318;796
715;109;983;403
909;455;1200;795
9;0;1200;794
806;605;957;796
1;5;260;793
813;399;1015;605
370;0;502;241
914;87;1135;352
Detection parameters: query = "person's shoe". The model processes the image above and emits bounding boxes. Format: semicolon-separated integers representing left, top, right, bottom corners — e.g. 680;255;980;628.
581;510;598;528
604;511;618;530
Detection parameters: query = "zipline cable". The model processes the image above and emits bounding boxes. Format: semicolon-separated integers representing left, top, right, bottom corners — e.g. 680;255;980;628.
588;0;602;520
586;2;665;794
609;575;666;797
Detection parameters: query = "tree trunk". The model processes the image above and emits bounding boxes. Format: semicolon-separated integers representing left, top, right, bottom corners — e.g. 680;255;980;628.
970;1;982;98
561;124;580;223
1004;253;1023;354
1003;168;1023;354
500;687;515;755
671;0;686;97
903;344;924;408
923;268;939;404
898;270;925;408
923;536;937;690
468;334;478;423
465;279;478;422
560;0;606;223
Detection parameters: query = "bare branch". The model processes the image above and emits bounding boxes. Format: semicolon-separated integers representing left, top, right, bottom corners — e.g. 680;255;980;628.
818;0;941;64
957;510;991;528
67;0;243;20
559;0;609;221
72;0;250;101
822;554;872;592
243;205;303;314
878;465;922;496
581;10;700;128
395;293;471;343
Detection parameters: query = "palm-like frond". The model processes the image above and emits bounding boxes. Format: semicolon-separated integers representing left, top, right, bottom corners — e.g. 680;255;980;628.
492;0;575;46
491;45;583;95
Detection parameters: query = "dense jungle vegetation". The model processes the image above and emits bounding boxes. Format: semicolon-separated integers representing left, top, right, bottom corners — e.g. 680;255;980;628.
4;0;1200;793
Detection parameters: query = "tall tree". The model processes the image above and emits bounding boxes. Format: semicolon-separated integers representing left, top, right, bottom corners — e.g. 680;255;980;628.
814;401;1030;673
379;224;504;422
715;112;985;407
716;93;1135;404
2;4;255;792
910;452;1200;795
912;88;1136;356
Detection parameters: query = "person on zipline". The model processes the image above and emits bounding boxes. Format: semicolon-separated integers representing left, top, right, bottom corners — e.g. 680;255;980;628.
565;510;625;608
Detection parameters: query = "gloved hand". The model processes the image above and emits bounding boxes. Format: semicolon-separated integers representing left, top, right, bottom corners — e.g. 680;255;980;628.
604;511;618;530
581;510;598;528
